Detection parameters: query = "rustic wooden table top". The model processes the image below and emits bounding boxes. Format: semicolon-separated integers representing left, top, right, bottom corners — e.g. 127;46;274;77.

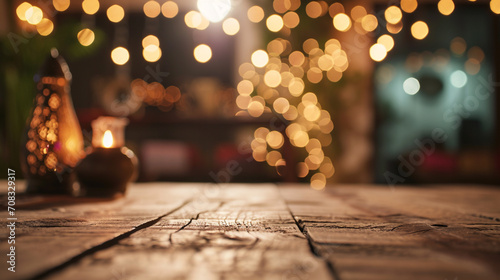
1;182;499;280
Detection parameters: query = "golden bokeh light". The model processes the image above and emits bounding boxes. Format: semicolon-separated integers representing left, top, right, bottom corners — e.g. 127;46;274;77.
143;45;162;62
297;162;309;178
306;1;322;18
266;14;284;32
288;78;305;96
53;0;70;12
310;173;326;190
222;18;240;36
283;11;300;28
185;11;203;28
468;46;485;62
384;6;402;24
350;5;367;20
77;28;95;46
17;2;32;21
492;0;500;14
162;1;178;18
369;43;387;62
264;70;282;88
194;44;212;63
107;5;125;23
328;2;345;17
303;38;319;54
251;50;269;68
82;0;99;15
25;6;43;25
144;0;161;18
450;37;466;55
438;0;455;16
36;18;54;36
307;67;323;84
401;0;418;13
247;101;265;117
266;131;284;149
318;55;334;71
411;21;429;40
333;13;351;32
302;92;318;106
273;97;290;114
237;80;254;96
361;14;378;32
283;105;298;120
377;34;394;52
254;127;269;139
266;151;282;166
304;104;321;121
289;51;305;66
142;35;160;48
387;21;403;34
236;95;251;109
248;5;265;23
327;68;342;82
111;47;130;65
291;130;309;148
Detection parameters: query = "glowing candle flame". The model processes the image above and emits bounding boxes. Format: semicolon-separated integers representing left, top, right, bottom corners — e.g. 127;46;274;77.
102;130;113;148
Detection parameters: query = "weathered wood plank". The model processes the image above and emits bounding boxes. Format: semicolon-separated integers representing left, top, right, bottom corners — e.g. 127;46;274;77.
280;184;500;280
43;184;333;280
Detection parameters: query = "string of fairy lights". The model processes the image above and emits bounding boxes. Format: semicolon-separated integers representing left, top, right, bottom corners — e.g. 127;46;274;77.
14;0;500;189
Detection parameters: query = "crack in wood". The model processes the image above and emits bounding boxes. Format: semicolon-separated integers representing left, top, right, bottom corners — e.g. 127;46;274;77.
32;199;193;280
285;204;341;280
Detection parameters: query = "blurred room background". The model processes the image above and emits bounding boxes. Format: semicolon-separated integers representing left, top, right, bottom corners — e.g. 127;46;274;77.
0;0;499;187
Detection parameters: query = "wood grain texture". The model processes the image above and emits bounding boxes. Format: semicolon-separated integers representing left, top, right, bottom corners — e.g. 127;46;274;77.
1;182;499;280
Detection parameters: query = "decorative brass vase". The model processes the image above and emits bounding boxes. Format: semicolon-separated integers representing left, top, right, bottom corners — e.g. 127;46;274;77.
21;49;84;194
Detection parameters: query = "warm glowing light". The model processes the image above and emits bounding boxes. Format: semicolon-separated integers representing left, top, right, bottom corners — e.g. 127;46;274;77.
450;37;466;55
194;44;212;63
306;1;322;18
328;2;345;17
403;77;420;95
350;5;367;20
237;80;253;96
197;0;231;22
25;6;43;25
289;51;305;66
401;0;418;13
77;28;95;46
162;1;179;18
318;55;334;71
185;11;203;28
143;45;162;62
311;173;326;190
468;46;485;62
266;14;284;32
247;5;264;23
142;35;160;48
387;22;403;34
411;21;429;40
361;14;378;32
251;50;269;68
369;44;387;62
247;101;264;117
384;6;402;24
53;0;70;12
303;38;319;54
82;0;99;15
107;5;125;23
36;19;54;36
333;13;351;32
267;131;284;149
288;78;305;96
273;97;290;114
377;35;394;52
144;1;161;18
222;18;240;35
17;2;32;21
283;12;300;28
307;68;323;84
450;70;467;88
492;0;500;14
438;0;455;16
264;70;282;88
111;47;130;65
102;130;114;148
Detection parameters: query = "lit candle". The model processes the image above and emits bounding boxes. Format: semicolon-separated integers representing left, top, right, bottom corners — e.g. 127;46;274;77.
75;116;137;197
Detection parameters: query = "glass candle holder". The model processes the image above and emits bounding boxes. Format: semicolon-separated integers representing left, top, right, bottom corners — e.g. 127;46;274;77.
75;117;137;197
